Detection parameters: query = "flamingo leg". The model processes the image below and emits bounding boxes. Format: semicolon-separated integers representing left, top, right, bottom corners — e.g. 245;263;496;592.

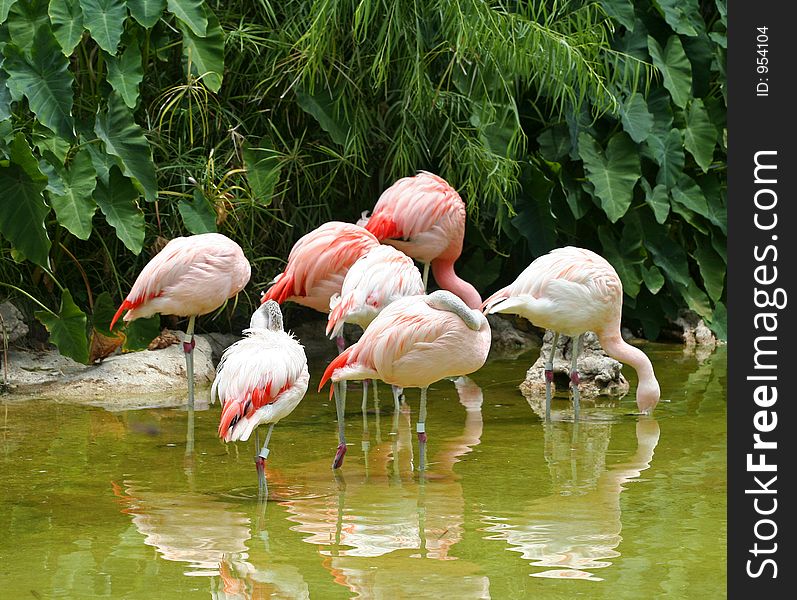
333;381;347;469
255;423;275;498
417;386;428;471
391;385;402;414
421;262;430;291
373;380;382;444
570;334;582;419
184;315;197;410
545;332;559;421
335;335;346;354
361;380;370;472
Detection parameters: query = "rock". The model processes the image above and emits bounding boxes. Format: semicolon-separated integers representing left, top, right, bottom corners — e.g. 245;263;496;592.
487;314;541;358
519;331;629;401
672;310;718;363
0;301;28;344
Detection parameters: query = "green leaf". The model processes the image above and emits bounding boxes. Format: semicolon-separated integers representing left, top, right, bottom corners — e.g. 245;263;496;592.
93;166;145;254
598;226;642;298
640;179;670;224
647;87;673;138
106;34;144;109
671;174;712;222
620;93;653;143
562;170;590;219
296;87;350;146
1;1;18;22
640;213;691;287
648;128;684;188
647;35;692;108
79;0;126;54
706;300;726;341
511;163;557;256
122;314;161;351
693;234;725;303
699;176;727;235
95;93;157;201
678;279;712;320
167;0;206;36
641;264;665;294
0;136;51;267
49;149;97;240
243;143;281;204
578;132;640;223
537;125;571;161
683;99;717;172
49;0;84;55
127;0;165;27
179;4;223;92
33;127;71;162
652;0;703;37
6;0;49;49
35;289;89;364
0;67;10;121
178;189;217;234
600;0;635;30
3;27;75;139
92;291;123;335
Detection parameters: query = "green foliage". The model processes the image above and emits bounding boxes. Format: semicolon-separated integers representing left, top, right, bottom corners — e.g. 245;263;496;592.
34;288;89;363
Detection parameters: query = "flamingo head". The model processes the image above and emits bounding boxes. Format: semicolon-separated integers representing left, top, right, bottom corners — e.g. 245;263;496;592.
636;377;661;415
250;300;284;332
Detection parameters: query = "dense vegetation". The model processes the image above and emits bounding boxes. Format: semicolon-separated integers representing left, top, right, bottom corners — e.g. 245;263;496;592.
0;0;726;363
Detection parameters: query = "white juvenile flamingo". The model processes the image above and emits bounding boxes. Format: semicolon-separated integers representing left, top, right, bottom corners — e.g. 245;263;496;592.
482;246;660;419
110;232;251;409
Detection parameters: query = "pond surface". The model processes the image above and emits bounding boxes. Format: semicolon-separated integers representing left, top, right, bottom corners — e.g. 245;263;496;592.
1;343;726;599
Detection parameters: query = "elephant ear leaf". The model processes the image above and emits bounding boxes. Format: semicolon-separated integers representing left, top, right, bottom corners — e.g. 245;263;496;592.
578;132;641;223
35;289;90;364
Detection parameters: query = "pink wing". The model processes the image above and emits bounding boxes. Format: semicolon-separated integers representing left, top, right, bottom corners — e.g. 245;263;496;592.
111;233;251;328
263;222;379;313
326;245;424;337
364;172;466;263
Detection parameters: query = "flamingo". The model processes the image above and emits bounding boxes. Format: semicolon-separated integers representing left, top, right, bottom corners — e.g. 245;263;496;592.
326;244;425;414
212;300;310;496
359;171;482;309
110;232;251;409
481;246;660;419
319;290;491;470
262;221;380;351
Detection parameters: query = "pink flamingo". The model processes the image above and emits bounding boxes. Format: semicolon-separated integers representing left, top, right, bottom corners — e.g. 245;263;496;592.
262;221;380;351
212;301;309;496
110;232;251;409
326;245;425;413
360;172;482;309
481;246;660;418
319;290;491;470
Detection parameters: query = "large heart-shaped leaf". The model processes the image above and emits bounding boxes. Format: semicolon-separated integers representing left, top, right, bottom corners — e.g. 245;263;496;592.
0;136;51;267
49;0;84;55
127;0;166;27
296;87;350;146
3;26;75;139
79;0;126;54
578;132;640;223
95;93;157;201
648;128;684;188
178;189;217;234
0;1;19;22
600;0;635;30
677;279;712;320
6;0;49;49
671;174;712;222
0;65;10;121
243;143;281;204
92;290;124;336
179;3;223;92
693;235;725;303
598;226;642;297
640;179;670;224
106;34;144;108
94;166;145;254
122;314;161;352
35;289;89;364
620;93;653;143
639;212;691;287
167;0;206;36
653;0;703;36
537;125;571;161
683;99;717;172
706;300;726;340
49;149;98;240
647;35;692;108
641;264;665;294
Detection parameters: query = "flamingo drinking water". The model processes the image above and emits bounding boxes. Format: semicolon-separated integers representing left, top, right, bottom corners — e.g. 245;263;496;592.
110;233;251;409
481;246;660;419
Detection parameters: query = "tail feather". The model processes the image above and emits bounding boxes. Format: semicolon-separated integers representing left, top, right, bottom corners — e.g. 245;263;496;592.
262;273;294;305
364;212;403;241
326;293;357;338
318;346;355;394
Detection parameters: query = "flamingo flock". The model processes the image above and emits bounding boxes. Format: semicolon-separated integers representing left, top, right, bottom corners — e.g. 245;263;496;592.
111;171;661;495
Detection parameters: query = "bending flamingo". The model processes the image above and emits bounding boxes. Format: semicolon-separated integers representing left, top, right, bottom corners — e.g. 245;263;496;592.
327;244;425;413
481;246;660;418
213;301;310;496
262;221;380;351
359;171;482;309
110;233;251;409
319;290;491;470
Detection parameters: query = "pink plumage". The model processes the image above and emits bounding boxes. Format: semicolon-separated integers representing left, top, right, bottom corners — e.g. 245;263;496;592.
482;246;660;414
326;245;425;338
111;233;251;329
262;221;380;313
361;172;482;309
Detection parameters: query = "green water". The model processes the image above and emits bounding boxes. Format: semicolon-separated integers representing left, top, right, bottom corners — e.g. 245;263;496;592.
1;344;726;599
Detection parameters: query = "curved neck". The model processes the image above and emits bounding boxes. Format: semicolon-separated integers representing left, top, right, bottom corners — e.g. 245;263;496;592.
431;259;482;309
598;332;656;389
